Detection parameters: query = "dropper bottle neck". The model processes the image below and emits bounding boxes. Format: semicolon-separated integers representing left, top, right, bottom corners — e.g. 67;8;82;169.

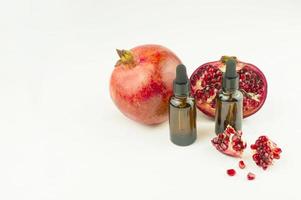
222;58;239;93
173;64;190;97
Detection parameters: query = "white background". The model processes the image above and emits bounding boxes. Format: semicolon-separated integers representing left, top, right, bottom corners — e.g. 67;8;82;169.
1;0;301;199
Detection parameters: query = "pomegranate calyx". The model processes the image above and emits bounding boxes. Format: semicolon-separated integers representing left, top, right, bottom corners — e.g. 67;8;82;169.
220;56;238;64
116;49;135;68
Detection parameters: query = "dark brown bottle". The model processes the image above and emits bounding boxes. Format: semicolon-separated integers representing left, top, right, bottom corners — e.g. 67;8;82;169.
215;59;243;134
169;64;197;146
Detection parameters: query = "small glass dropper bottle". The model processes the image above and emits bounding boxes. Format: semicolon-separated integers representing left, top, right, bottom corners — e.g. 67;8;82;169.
215;58;243;134
169;64;197;146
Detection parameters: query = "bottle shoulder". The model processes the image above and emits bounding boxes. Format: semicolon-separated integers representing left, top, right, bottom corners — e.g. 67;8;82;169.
170;95;195;108
217;90;243;102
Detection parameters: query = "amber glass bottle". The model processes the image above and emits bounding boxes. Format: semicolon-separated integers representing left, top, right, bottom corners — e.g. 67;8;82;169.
215;59;243;135
169;64;197;146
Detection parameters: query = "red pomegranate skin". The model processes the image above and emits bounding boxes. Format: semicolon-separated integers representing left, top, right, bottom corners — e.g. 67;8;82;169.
110;44;181;125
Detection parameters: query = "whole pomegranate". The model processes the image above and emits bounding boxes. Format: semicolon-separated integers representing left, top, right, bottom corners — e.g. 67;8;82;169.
190;56;267;118
110;44;181;125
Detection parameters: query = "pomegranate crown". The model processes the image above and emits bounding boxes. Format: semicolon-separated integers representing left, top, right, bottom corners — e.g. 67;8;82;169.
115;49;135;68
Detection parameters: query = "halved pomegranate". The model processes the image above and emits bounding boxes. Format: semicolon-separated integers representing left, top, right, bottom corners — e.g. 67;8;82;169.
211;125;247;157
251;136;282;170
190;56;267;118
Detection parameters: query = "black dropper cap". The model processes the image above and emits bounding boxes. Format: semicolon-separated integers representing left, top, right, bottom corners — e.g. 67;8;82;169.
173;64;190;96
222;58;239;92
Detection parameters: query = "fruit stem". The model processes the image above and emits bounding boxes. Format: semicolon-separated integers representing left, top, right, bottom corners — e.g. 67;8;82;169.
220;56;237;64
115;49;135;68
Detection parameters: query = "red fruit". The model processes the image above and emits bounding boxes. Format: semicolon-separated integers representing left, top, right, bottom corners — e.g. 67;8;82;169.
247;172;256;180
227;169;236;176
190;56;267;118
251;135;282;170
239;160;246;169
110;44;181;125
211;125;247;157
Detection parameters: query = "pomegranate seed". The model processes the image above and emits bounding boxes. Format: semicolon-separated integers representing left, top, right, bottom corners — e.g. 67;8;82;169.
193;74;199;81
190;79;196;86
239;160;246;169
227;169;236;176
259;135;268;141
201;80;206;87
247;172;255;180
226;126;235;134
245;73;251;79
274;148;282;154
195;90;202;99
252;153;259;161
273;153;280;159
215;82;221;89
208;67;214;73
197;68;203;75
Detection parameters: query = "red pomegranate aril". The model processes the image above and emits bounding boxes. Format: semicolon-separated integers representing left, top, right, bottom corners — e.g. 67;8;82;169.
273;153;280;159
259;135;268;141
201;81;206;87
214;82;221;89
193;74;199;80
240;74;246;81
274;148;282;154
227;169;236;176
239;160;246;169
252;153;259;161
190;79;196;86
251;135;282;170
190;56;267;118
247;172;256;180
195;90;202;99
